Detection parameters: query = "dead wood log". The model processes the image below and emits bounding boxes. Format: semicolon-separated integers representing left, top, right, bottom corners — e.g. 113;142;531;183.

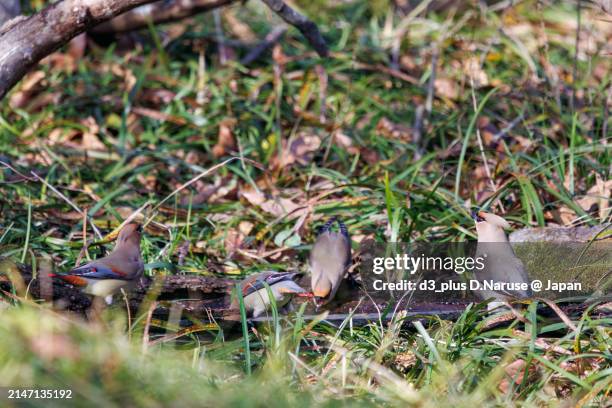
2;261;608;332
510;224;611;243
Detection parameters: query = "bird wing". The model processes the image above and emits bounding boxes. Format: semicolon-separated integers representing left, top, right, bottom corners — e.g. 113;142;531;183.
66;261;131;280
241;272;299;297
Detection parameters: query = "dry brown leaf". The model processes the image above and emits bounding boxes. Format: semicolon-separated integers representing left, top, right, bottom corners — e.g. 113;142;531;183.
132;107;187;126
47;117;106;151
463;57;489;88
80;117;106;150
272;132;321;169
375;117;414;142
212;119;237;158
477;116;499;147
223;221;254;259
434;77;459;100
9;70;46;109
139;88;176;106
241;189;306;218
68;33;87;61
498;359;538;394
575;174;612;220
360;147;380;165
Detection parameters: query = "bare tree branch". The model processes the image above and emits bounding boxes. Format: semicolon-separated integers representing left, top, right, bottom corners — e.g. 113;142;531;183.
92;0;235;34
260;0;329;58
0;0;330;100
0;0;162;99
240;25;287;65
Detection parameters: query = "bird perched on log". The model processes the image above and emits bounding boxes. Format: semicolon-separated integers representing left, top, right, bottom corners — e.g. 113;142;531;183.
50;223;144;305
232;271;310;318
472;211;531;309
310;217;352;307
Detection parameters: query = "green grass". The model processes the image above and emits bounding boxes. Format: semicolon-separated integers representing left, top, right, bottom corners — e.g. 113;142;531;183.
0;0;611;406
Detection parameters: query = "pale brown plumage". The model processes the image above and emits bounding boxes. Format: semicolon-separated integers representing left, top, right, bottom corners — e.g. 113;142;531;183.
310;217;352;305
472;211;531;306
51;223;144;303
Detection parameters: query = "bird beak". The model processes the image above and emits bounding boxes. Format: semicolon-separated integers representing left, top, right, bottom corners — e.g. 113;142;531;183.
471;210;485;222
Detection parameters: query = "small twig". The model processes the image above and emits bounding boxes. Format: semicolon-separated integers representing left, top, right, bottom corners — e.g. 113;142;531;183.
493;111;525;140
424;47;438;118
571;0;582;113
240;25;287;65
0;160;35;183
81;210;90;261
538;298;578;333
414;47;439;151
195;40;207;116
315;64;328;123
603;86;610;145
30;171;103;240
141;300;157;354
122;288;132;341
354;62;419;84
213;8;229;65
260;0;329;58
468;76;504;212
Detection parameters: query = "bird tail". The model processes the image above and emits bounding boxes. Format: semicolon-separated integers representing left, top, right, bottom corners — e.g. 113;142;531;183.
337;218;349;239
318;216;349;239
320;216;337;234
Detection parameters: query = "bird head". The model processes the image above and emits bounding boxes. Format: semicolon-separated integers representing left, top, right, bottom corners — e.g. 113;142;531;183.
117;223;143;247
472;210;512;242
472;211;511;229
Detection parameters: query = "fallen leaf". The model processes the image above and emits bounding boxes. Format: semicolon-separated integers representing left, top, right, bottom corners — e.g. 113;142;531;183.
272;132;321;169
434;77;459;100
575;174;612;220
375;117;414;142
212;119;237;158
241;189;306;218
68;33;87;61
463;57;489;88
9;71;46;109
498;359;538;394
132;107;187;126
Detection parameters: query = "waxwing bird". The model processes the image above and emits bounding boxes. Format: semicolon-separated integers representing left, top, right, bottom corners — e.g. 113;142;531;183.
50;223;144;304
232;271;309;318
472;211;531;308
310;217;352;306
